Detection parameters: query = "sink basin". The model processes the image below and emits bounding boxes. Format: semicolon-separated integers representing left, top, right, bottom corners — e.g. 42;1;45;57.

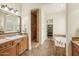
6;35;23;40
6;36;17;40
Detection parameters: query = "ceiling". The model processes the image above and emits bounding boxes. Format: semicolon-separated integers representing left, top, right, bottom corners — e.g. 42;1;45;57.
20;3;66;14
42;3;66;14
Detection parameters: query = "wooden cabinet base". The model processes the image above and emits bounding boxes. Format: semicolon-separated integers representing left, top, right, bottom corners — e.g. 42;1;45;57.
0;45;17;56
18;37;28;55
0;35;28;56
72;42;79;56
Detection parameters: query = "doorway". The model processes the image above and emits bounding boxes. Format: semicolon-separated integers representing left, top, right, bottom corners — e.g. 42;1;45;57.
31;9;40;49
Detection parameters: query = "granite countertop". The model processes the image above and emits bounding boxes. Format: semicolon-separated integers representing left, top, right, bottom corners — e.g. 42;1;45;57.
0;35;27;44
72;41;79;46
0;39;12;44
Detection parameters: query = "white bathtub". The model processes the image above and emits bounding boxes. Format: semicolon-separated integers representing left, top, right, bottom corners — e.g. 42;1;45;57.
54;37;66;47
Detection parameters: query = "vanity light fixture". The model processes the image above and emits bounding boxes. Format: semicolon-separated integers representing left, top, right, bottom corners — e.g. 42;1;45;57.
1;4;5;8
9;8;14;13
1;4;9;11
14;10;19;15
0;4;19;15
4;5;9;11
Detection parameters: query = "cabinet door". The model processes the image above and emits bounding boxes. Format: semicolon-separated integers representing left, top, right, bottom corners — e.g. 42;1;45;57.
22;37;28;49
0;45;17;56
72;42;79;56
18;37;27;55
0;41;13;49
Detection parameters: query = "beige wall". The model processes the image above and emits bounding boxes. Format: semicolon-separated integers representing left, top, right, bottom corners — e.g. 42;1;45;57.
46;11;66;35
0;13;5;29
68;4;79;37
40;7;47;44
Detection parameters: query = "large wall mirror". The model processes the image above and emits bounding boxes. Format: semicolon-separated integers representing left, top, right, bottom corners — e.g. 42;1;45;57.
0;11;21;34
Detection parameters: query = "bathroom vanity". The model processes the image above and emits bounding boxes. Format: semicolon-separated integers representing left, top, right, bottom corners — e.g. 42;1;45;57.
0;34;28;56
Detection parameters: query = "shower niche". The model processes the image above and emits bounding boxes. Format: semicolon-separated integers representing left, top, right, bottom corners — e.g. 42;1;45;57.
47;19;53;38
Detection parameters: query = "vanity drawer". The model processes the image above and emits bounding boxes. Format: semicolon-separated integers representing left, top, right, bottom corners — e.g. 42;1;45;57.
0;41;13;50
13;39;22;45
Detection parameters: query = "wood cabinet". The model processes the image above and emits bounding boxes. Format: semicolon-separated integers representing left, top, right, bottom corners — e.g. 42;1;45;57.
18;37;28;55
0;35;28;56
0;41;17;56
12;39;21;55
0;41;13;49
55;46;66;56
72;42;79;56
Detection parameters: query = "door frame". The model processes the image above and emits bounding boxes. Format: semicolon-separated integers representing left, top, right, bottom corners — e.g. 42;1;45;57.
30;8;41;48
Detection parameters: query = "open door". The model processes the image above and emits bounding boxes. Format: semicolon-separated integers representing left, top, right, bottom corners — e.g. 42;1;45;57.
31;9;40;49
